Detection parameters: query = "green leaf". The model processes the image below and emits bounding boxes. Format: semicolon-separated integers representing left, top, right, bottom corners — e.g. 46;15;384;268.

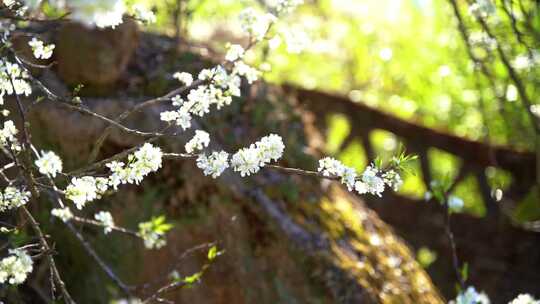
207;246;218;261
183;272;202;285
461;262;469;283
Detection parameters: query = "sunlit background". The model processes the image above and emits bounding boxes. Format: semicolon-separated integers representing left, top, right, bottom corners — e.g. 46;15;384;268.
128;0;538;219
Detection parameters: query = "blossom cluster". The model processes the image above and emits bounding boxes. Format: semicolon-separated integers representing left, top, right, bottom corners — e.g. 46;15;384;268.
65;176;109;209
450;286;490;304
51;207;74;222
509;294;540;304
191;133;284;178
451;288;540;304
35;150;63;178
468;32;497;51
265;0;304;13
196;151;230;178
28;38;55;60
10;0;155;29
131;4;156;24
0;186;30;212
468;0;496;18
138;219;169;250
0;249;33;285
95;211;114;234
0;120;20;151
231;134;285;177
239;8;276;41
65;143;163;209
317;157;402;196
185;130;210;154
161;66;243;130
0;60;32;105
513;51;540;71
448;195;465;212
1;0;28;16
63;0;126;28
173;72;193;86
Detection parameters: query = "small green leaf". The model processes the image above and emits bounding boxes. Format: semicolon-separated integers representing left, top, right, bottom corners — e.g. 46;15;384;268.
207;246;218;261
183;272;202;285
461;262;469;283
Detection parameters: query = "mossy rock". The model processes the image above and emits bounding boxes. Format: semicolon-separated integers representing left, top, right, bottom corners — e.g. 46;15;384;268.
55;20;139;95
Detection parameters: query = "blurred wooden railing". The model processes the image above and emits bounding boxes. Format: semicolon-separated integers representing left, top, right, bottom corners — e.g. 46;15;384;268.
281;84;540;301
283;84;536;217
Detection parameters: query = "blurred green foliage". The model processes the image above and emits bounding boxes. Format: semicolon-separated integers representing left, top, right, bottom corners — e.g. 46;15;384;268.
99;0;538;217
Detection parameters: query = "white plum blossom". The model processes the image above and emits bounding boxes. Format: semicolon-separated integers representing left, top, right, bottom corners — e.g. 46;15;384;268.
0;186;30;212
0;249;33;285
140;231;166;250
175;108;193;130
0;120;20;151
225;44;245;62
2;0;17;8
234;61;260;84
28;38;55;59
95;211;114;234
357;165;385;196
231;145;261;177
509;294;540;304
173;72;193;86
317;159;393;197
138;220;168;250
448;195;465;212
255;134;285;163
281;28;309;54
231;134;285;176
468;0;496;18
450;286;490;304
238;8;276;41
132;143;163;175
112;298;143;304
161;108;192;131
468;32;497;50
318;157;346;177
65;176;99;209
35;150;63;178
268;36;282;49
106;143;163;188
185;86;212;116
513;52;540;71
160;111;179;122
196;151;229;178
132;4;156;24
161;66;242;129
107;161;127;190
51;207;74;222
185;130;210;153
382;170;403;192
1;61;32;100
171;95;184;106
265;0;303;13
340;166;357;191
68;0;126;28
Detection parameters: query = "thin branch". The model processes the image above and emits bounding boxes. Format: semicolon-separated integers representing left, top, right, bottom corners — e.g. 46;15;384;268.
64;222;134;296
468;0;539;132
70;216;140;238
6;52;164;139
20;206;75;304
87;79;206;164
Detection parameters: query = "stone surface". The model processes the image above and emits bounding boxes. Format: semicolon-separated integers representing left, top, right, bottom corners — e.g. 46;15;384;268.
55;20;139;92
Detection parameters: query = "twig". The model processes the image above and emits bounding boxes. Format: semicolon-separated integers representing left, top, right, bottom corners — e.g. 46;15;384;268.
87;79;206;164
20;206;75;304
64;222;134;297
71;216;140;237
